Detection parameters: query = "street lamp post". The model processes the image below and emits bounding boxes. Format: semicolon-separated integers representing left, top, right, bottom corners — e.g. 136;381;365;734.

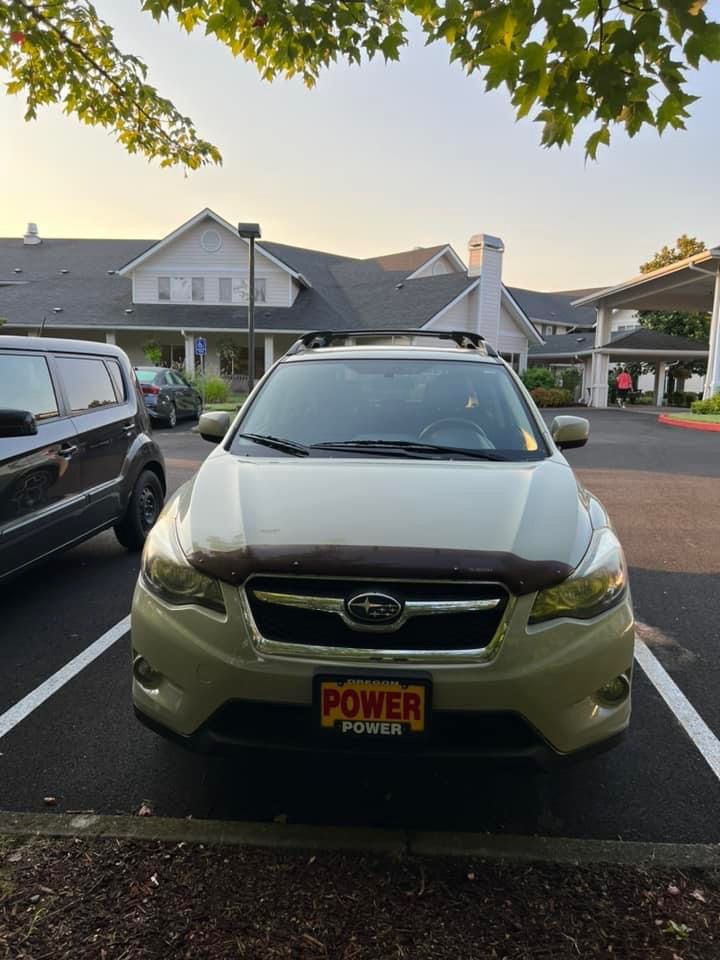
238;222;262;392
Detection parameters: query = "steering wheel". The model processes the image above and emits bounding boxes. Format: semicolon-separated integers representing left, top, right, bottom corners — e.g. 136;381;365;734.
419;418;494;448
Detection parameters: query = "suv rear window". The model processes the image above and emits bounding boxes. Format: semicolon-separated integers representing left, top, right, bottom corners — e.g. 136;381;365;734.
0;355;59;420
56;356;117;413
234;358;546;460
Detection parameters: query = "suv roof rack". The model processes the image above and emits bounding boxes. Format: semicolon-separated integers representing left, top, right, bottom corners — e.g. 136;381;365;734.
286;329;497;357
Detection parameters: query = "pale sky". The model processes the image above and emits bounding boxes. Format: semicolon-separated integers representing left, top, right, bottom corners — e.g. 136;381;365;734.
2;1;719;290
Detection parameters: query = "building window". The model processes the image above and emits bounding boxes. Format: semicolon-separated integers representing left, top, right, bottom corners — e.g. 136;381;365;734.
192;277;205;301
158;277;170;301
219;277;232;302
231;278;267;303
171;277;192;301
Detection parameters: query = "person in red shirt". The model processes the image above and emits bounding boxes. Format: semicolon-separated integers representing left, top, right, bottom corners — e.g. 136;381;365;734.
616;367;633;408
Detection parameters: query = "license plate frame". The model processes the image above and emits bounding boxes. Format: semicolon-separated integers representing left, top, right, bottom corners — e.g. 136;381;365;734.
314;673;432;740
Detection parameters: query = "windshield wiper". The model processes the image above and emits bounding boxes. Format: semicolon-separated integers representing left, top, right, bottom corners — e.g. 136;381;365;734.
310;440;509;461
235;433;309;457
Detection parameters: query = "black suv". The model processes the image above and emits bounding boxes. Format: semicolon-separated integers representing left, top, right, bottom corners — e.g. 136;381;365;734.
0;336;166;582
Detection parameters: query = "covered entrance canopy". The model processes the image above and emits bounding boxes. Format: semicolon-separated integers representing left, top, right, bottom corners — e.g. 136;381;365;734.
573;247;720;407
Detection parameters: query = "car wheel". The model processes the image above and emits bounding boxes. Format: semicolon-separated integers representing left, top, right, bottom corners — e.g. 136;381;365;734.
114;470;164;551
166;404;177;428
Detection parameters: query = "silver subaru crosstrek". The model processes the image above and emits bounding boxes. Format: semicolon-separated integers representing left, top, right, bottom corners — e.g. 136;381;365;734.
131;329;633;765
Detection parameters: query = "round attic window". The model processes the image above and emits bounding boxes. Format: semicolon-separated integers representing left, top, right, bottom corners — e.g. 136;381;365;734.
201;228;222;253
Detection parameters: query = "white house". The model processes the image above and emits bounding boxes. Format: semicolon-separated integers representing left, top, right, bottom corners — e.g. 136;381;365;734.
1;209;547;375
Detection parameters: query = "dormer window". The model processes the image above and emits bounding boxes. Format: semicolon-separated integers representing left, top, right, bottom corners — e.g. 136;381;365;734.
219;277;267;303
157;276;204;302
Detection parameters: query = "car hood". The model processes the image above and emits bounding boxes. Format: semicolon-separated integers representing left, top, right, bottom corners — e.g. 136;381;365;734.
175;454;593;596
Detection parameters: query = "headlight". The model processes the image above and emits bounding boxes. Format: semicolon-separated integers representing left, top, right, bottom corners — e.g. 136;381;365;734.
529;527;626;624
142;508;225;614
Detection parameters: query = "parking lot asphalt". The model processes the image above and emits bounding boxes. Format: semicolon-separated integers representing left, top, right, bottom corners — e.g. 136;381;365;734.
1;410;719;843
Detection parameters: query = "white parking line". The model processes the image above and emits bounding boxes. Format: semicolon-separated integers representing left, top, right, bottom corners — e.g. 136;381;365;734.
635;637;720;782
0;615;130;740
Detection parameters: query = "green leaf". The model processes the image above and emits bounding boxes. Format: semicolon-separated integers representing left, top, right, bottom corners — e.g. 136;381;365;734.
584;124;609;159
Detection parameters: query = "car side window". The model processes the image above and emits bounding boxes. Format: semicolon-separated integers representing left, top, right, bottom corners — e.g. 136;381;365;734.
55;356;117;413
105;360;127;402
0;354;59;420
164;372;176;386
169;371;186;386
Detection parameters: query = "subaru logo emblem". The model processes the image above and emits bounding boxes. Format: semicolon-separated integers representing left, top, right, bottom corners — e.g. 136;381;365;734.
346;592;403;624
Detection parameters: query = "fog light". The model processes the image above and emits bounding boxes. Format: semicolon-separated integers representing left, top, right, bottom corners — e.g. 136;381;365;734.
133;655;162;690
596;674;629;705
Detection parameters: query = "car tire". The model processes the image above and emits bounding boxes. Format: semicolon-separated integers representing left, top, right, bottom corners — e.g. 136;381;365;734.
166;404;177;429
114;470;164;551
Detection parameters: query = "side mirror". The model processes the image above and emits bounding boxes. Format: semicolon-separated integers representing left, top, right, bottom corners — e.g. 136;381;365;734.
0;409;38;438
551;415;589;450
199;411;231;444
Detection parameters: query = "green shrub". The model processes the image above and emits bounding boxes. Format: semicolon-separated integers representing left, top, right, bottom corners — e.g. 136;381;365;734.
530;387;574;407
142;338;162;365
522;367;556;391
691;394;720;415
558;367;582;395
669;392;698;408
196;376;230;404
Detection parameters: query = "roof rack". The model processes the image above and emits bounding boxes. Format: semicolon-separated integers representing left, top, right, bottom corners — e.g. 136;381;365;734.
286;329;496;356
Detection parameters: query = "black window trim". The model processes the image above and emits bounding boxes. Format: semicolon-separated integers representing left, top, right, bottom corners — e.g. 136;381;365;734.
104;357;128;404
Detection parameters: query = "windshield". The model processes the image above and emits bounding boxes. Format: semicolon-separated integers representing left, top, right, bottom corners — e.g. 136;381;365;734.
232;358;547;460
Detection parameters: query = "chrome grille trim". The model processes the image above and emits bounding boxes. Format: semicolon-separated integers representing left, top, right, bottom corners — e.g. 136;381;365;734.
239;577;514;664
252;589;501;634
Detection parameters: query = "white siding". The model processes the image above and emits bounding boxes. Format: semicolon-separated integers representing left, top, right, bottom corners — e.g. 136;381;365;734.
424;289;475;331
611;308;640;332
411;253;460;279
131;218;290;306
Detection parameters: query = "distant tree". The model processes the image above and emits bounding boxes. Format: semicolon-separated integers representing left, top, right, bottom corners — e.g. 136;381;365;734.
638;235;709;393
639;234;706;273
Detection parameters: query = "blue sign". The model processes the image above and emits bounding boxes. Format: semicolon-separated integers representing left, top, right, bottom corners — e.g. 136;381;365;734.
195;336;207;357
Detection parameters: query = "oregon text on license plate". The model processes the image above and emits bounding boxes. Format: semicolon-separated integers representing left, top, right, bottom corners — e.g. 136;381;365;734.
317;677;428;737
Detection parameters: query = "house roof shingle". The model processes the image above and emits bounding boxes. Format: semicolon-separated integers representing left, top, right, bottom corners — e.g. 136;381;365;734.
507;286;597;329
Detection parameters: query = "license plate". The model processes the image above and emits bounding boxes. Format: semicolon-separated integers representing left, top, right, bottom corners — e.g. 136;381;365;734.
315;675;430;738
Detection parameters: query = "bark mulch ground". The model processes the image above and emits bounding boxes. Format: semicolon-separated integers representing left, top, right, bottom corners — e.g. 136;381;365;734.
1;835;719;959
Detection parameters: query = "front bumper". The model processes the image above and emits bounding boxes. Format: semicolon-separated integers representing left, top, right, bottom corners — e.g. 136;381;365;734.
131;578;634;761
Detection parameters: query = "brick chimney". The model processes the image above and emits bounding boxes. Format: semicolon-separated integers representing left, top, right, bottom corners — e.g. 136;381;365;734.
23;222;41;245
468;233;504;340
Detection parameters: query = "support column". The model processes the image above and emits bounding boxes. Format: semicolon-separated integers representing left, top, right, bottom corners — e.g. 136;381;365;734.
590;352;609;408
105;331;116;345
264;334;274;374
654;361;667;407
703;268;720;398
518;351;528;374
581;356;593;405
589;306;612;407
184;333;195;378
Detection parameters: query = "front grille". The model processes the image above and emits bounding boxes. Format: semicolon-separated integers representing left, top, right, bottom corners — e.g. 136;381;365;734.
245;577;508;652
207;700;539;755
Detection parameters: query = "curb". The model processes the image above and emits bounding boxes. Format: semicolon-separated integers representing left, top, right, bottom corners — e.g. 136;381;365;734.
2;811;719;868
658;414;720;433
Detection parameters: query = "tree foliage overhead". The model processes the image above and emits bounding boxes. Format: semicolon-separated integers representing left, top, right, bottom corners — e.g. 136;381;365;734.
638;235;710;370
2;0;719;167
